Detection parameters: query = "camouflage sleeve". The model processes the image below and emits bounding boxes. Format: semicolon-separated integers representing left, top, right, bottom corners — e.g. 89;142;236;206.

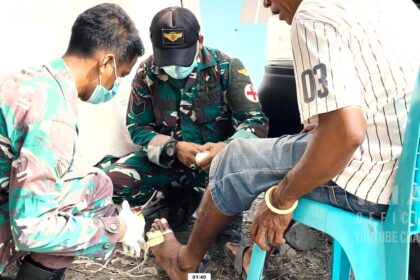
8;110;119;259
224;58;269;139
0;131;12;191
0;78;14;191
126;62;172;167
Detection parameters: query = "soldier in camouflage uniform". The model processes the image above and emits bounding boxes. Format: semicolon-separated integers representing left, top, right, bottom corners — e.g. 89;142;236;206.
0;4;145;279
101;7;269;210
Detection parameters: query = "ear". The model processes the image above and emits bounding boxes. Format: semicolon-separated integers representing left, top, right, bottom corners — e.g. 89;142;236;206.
198;34;204;48
98;53;115;74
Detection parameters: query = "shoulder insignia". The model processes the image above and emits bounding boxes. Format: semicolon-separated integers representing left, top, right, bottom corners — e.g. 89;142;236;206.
237;68;249;76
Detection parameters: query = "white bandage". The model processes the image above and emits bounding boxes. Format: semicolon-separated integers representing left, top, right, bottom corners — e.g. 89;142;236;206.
195;151;210;163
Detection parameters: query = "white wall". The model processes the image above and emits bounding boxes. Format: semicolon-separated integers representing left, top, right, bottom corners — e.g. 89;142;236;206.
0;0;182;170
265;15;293;64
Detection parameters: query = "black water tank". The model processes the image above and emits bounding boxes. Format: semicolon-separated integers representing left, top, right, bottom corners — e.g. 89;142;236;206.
258;64;302;137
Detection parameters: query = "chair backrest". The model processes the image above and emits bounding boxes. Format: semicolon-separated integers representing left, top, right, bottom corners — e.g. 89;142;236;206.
385;69;420;235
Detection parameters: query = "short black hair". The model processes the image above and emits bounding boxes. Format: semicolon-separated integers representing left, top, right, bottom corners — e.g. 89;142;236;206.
66;3;144;64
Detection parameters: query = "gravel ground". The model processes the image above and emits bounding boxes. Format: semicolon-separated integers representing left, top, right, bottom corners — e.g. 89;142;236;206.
3;198;335;280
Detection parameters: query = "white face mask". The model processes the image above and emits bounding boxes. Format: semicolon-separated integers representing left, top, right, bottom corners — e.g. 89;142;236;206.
162;58;198;79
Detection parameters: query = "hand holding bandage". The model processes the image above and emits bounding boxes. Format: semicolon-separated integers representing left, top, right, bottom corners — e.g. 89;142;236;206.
196;142;227;171
176;141;203;170
119;200;146;257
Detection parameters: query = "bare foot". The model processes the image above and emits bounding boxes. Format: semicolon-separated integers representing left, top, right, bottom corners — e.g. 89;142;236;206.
150;218;194;280
225;242;252;274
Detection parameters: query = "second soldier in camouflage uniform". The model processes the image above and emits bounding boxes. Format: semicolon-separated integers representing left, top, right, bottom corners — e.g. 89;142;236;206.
100;7;269;210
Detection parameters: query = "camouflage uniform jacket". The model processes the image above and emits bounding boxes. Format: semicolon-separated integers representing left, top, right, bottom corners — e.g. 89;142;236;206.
127;46;269;167
0;59;120;272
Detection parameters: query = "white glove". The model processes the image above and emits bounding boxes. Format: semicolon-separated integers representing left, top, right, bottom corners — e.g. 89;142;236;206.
195;151;210;163
119;200;146;257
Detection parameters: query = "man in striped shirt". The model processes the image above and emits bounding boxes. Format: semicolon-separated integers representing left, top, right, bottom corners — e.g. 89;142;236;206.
146;0;420;279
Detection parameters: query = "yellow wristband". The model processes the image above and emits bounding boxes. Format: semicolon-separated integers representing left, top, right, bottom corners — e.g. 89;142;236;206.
265;186;298;215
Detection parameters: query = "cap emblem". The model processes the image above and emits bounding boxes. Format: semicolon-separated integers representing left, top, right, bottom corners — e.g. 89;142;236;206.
162;29;184;44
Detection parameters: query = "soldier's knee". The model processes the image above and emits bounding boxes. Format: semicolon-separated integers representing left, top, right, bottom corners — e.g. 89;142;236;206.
89;169;114;198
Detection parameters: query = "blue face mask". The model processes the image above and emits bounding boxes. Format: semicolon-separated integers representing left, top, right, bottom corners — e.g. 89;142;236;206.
87;57;121;104
162;59;198;80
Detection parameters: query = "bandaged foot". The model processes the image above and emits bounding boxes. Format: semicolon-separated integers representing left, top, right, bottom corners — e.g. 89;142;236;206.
149;218;197;280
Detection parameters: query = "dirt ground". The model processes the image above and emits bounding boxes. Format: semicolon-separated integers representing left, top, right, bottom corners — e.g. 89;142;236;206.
4;198;334;280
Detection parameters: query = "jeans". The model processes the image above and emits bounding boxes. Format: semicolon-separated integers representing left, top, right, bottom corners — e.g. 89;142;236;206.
209;134;388;219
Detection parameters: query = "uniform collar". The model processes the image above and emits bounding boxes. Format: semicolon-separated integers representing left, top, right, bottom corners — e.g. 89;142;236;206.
196;46;217;71
45;58;69;77
43;58;78;101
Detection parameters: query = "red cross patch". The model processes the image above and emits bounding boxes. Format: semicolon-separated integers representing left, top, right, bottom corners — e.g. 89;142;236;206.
244;84;259;103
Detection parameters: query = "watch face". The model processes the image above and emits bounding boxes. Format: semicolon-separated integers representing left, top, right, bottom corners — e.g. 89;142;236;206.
166;144;175;157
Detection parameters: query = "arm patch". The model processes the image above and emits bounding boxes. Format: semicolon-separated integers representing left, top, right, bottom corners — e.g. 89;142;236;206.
227;58;262;113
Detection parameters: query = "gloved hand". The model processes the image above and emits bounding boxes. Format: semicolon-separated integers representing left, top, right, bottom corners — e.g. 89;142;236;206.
119;200;146;257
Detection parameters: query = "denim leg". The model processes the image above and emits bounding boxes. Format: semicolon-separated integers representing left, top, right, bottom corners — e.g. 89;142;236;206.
305;183;389;219
209;134;310;216
209;132;388;219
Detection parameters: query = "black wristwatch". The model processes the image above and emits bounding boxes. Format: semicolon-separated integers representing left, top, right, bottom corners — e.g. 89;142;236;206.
163;140;178;160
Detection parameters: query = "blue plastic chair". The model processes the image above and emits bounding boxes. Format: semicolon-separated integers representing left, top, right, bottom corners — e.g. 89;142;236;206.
247;70;420;280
